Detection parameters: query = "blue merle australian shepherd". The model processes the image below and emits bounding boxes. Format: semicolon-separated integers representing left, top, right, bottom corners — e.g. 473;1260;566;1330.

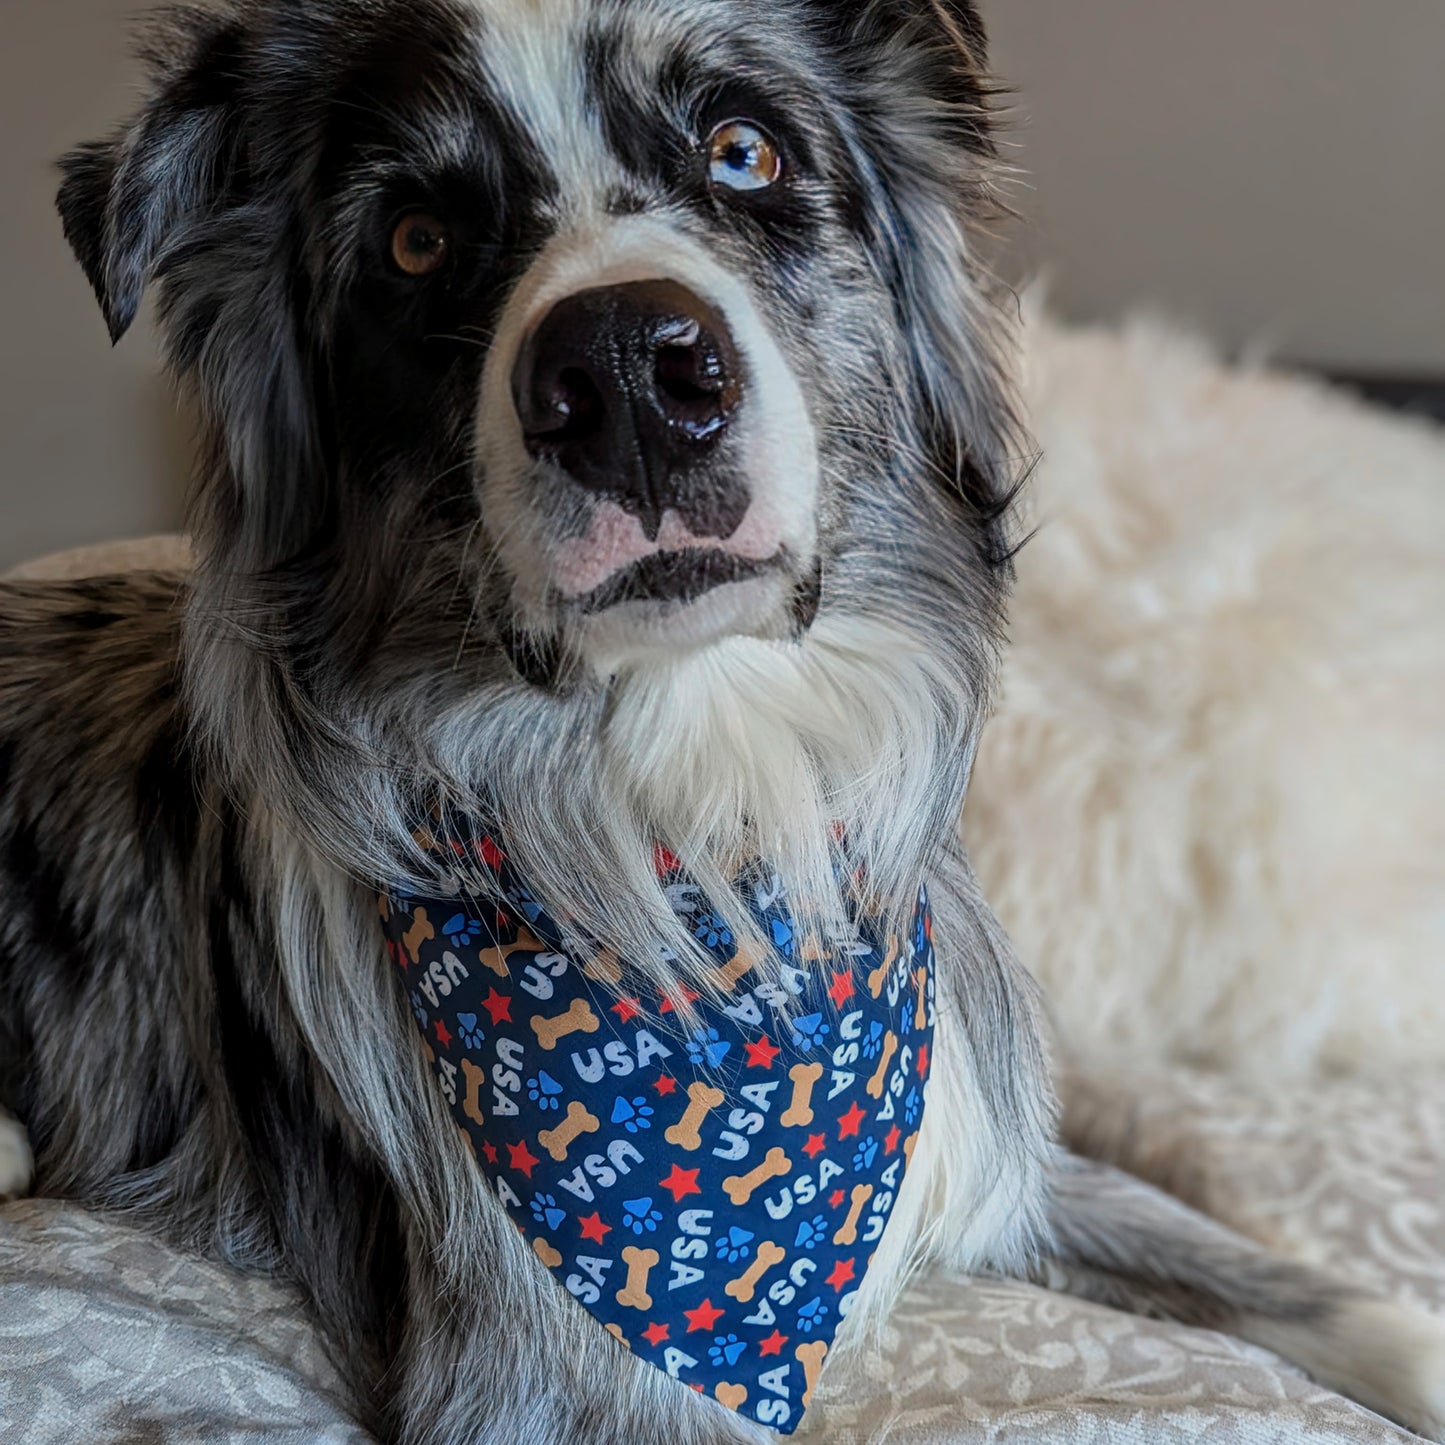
2;1;1443;1440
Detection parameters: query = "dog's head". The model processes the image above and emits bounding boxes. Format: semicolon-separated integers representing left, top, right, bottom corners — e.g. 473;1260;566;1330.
59;0;1021;955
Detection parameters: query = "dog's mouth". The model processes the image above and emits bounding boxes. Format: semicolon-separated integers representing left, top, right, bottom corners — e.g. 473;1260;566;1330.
571;548;784;616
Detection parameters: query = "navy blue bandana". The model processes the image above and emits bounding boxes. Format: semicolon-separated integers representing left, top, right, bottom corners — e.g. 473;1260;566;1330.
381;837;934;1436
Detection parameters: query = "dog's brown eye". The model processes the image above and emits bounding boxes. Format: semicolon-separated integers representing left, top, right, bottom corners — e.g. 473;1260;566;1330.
390;212;451;277
707;121;783;193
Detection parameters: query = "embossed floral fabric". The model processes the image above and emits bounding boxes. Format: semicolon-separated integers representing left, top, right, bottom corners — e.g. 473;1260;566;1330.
4;1066;1442;1443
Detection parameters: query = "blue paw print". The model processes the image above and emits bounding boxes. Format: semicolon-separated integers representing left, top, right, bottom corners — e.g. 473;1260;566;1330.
709;1333;747;1368
904;1086;922;1126
693;912;734;951
685;1026;732;1070
715;1226;755;1264
527;1071;564;1111
512;884;546;924
796;1296;830;1333
530;1193;566;1232
456;1013;485;1051
853;1135;880;1172
610;1095;654;1133
441;913;484;949
861;1020;886;1060
769;917;796;956
793;1214;829;1250
621;1196;664;1235
408;992;428;1027
789;1012;831;1052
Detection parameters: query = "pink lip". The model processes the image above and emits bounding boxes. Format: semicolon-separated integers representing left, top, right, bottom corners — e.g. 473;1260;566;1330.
548;499;785;599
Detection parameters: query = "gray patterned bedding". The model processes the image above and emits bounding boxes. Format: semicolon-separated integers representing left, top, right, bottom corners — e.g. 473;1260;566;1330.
4;1065;1441;1443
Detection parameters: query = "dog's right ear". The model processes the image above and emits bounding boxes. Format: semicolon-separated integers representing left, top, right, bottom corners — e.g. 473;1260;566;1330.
57;10;246;344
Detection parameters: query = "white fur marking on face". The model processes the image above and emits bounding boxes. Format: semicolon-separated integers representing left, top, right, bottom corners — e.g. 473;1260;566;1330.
461;0;618;220
478;214;820;645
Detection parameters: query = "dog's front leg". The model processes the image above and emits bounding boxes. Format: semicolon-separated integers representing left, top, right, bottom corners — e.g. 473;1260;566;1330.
0;1111;32;1202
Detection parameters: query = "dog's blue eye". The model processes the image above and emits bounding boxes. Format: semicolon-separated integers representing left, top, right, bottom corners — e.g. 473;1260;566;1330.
707;121;783;193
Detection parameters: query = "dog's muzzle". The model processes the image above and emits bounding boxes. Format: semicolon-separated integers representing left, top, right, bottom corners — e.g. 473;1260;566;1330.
513;279;749;543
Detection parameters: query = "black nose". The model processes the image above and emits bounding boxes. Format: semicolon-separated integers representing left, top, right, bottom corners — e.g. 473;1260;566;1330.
513;279;747;539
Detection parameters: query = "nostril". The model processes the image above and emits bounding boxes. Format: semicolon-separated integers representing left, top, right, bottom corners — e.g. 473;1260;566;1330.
655;344;725;407
528;366;604;445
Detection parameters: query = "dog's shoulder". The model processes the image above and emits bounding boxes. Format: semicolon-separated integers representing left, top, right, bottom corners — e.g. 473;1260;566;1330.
0;568;189;765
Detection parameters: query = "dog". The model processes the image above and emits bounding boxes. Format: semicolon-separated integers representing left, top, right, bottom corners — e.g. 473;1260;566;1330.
2;1;1443;1440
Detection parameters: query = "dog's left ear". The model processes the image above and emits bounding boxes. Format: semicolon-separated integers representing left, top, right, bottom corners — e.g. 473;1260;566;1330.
57;11;246;343
813;0;994;143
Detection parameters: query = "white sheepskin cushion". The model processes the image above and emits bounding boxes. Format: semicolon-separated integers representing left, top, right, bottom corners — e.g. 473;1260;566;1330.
966;314;1445;1079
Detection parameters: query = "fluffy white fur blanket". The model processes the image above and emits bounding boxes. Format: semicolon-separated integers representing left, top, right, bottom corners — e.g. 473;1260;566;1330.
13;316;1444;1081
967;315;1445;1079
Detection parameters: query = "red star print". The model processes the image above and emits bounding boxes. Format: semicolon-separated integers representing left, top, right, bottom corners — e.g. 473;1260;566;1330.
434;1018;453;1049
577;1212;611;1245
743;1034;781;1070
916;1042;930;1077
653;845;682;876
659;985;700;1015
653;1074;678;1096
611;996;644;1025
837;1100;867;1138
758;1330;789;1357
827;970;856;1009
884;1124;903;1155
829;1188;847;1208
825;1257;856;1292
386;938;405;971
659;1163;703;1203
480;988;512;1026
494;910;511;932
478;836;506;870
507;1140;539;1179
481;1142;497;1165
641;1321;670;1348
802;1132;827;1160
684;1299;726;1332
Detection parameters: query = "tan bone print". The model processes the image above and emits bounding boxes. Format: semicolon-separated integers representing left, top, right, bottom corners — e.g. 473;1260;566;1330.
707;942;762;995
537;1100;600;1162
833;1184;874;1247
723;1147;791;1206
616;1246;660;1311
866;1031;899;1099
724;1241;786;1303
460;1058;486;1129
795;1341;828;1408
866;936;900;998
478;923;548;978
402;908;435;964
664;1082;726;1151
530;997;600;1050
780;1061;824;1127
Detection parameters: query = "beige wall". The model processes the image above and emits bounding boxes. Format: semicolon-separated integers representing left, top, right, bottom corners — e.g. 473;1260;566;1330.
3;1;1443;572
985;0;1445;372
